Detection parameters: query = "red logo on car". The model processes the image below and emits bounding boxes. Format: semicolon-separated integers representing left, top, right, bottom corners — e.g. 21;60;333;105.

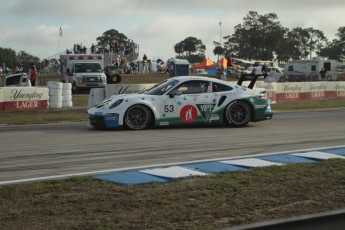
180;105;198;123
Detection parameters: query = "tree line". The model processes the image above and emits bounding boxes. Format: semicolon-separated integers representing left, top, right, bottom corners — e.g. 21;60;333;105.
175;11;345;64
1;11;344;72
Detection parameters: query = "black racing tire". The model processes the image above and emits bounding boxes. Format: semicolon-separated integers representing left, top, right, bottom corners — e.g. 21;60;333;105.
224;100;251;127
107;74;122;84
124;104;152;130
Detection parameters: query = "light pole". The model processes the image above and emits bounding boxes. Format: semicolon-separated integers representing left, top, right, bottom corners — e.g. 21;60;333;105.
219;22;222;46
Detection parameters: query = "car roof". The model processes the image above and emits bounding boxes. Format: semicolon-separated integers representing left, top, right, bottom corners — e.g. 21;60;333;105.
168;75;236;86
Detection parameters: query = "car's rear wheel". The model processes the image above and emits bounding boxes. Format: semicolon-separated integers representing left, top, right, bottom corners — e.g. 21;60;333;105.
224;101;251;127
124;104;152;130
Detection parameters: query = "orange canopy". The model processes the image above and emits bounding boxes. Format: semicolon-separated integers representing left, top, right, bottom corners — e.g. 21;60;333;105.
191;58;215;70
209;57;228;69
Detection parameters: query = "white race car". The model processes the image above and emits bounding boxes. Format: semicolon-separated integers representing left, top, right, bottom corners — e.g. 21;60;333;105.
88;75;273;130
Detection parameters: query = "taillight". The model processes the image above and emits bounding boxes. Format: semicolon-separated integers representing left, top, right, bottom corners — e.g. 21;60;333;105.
258;94;267;99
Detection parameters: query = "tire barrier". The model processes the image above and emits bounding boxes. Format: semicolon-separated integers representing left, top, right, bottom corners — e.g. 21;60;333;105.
48;81;63;109
62;83;73;108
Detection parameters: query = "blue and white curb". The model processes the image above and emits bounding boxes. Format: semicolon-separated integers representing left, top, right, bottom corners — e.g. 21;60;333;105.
0;146;344;186
94;147;345;185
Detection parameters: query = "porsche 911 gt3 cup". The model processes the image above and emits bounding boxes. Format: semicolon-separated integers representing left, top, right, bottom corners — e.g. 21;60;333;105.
88;76;273;130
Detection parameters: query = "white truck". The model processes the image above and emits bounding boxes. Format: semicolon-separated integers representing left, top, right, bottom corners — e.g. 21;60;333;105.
3;73;31;87
60;54;107;93
283;59;337;81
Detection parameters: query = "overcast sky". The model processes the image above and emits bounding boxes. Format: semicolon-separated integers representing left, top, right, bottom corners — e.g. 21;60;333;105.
1;0;344;63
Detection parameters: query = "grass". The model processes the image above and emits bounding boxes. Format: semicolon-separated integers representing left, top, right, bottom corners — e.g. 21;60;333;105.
1;159;344;229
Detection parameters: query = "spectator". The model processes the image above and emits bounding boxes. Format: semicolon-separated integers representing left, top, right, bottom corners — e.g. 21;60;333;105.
129;61;137;74
320;68;327;81
91;43;96;54
30;65;37;86
119;43;125;56
142;54;149;73
122;61;130;74
261;63;267;77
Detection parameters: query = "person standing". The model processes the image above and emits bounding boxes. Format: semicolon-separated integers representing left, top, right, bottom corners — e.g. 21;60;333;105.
261;63;267;77
320;68;327;81
30;64;37;86
142;54;149;73
91;43;96;54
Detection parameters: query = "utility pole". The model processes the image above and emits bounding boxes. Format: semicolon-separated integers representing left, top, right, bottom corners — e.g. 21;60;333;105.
219;22;222;46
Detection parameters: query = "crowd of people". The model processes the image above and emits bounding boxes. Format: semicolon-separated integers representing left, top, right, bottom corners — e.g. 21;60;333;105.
64;40;139;75
109;54;138;74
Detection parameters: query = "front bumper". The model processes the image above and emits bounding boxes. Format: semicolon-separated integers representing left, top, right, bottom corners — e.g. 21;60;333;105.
89;113;120;129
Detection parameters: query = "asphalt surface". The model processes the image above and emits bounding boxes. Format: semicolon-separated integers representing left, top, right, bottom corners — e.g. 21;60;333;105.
0;108;344;183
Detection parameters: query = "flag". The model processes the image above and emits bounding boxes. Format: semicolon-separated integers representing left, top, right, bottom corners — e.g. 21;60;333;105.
59;26;62;37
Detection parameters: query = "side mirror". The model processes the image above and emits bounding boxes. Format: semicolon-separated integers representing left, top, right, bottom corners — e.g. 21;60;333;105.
169;90;182;98
66;68;70;74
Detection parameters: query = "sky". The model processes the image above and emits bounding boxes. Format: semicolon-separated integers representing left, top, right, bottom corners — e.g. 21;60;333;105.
1;0;344;64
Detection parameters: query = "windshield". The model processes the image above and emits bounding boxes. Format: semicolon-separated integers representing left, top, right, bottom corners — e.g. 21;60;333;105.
144;79;179;95
74;63;103;73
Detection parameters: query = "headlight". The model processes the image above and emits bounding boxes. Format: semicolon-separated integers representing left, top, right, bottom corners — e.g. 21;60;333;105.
109;99;123;109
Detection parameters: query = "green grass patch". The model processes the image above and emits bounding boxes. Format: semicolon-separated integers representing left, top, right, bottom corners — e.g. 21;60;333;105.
0;109;88;125
1;159;344;229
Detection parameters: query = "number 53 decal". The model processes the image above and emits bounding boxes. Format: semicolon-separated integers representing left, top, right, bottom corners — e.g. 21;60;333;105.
164;105;175;112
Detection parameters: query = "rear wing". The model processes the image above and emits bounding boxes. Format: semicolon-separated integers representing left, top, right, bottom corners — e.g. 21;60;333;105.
237;72;267;89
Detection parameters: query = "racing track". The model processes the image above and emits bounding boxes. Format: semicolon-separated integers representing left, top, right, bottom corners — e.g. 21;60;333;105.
0;108;345;183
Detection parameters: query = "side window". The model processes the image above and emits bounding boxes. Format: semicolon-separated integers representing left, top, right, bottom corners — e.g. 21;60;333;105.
311;65;316;71
288;66;293;71
175;80;210;94
212;82;233;92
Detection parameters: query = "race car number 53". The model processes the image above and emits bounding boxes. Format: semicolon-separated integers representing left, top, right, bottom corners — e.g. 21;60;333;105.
164;105;174;112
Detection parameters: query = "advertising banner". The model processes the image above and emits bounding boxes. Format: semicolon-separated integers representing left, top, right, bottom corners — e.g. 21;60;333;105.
304;82;329;100
276;83;305;101
106;84;156;98
334;82;345;98
3;87;49;111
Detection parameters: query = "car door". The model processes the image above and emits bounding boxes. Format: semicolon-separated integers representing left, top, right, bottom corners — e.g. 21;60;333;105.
159;80;216;126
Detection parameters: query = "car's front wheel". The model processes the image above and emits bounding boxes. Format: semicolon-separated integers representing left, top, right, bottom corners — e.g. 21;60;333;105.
224;101;251;127
124;104;152;130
